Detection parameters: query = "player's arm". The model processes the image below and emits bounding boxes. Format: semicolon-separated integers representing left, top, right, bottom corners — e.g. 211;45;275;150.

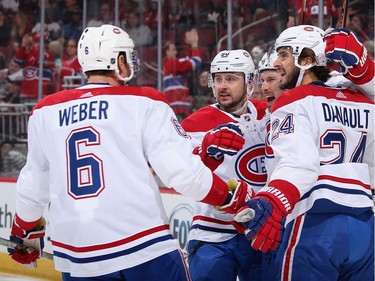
143;97;251;213
324;28;374;100
234;96;319;252
234;181;300;252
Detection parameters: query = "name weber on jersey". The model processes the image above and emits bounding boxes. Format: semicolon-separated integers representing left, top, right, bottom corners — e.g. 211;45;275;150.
59;100;109;126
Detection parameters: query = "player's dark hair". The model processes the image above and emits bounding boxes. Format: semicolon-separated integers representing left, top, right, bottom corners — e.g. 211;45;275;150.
85;52;128;77
310;66;331;82
299;48;331;82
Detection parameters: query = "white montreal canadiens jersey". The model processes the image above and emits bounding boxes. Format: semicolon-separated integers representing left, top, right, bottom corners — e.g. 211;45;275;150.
15;84;219;277
181;101;267;242
268;82;374;225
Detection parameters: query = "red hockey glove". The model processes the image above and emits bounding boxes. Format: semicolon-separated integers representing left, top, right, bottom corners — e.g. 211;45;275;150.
324;28;374;84
218;179;254;214
234;184;299;253
193;123;245;170
8;215;46;267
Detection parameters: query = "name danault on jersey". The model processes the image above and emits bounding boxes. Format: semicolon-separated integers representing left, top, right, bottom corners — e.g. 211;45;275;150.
321;103;370;129
59;100;109;127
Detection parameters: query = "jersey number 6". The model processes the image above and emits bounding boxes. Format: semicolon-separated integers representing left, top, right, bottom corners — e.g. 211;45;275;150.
66;126;105;199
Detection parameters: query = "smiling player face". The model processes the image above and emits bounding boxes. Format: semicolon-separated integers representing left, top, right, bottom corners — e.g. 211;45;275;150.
274;47;300;90
260;69;284;111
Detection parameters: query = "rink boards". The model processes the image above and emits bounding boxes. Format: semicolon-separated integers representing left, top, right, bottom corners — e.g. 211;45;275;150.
0;177;195;281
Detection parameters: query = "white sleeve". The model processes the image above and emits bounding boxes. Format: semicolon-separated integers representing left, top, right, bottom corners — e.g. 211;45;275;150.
357;79;375;101
142;100;217;202
16;113;50;222
327;71;374;101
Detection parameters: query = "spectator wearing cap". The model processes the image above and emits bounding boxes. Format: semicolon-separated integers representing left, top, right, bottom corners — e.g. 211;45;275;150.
293;0;337;25
309;4;334;30
0;57;23;96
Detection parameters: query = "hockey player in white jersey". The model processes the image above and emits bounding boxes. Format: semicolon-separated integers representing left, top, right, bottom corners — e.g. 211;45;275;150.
181;49;268;281
7;25;254;281
235;25;374;281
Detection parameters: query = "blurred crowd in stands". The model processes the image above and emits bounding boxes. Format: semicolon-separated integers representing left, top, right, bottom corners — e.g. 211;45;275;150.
0;0;374;175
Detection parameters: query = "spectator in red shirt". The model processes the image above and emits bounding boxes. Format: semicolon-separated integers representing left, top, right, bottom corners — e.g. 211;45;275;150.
163;28;202;121
55;38;82;91
14;32;55;101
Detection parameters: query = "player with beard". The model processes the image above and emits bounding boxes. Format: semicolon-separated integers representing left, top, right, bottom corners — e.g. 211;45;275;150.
235;25;374;281
182;49;267;281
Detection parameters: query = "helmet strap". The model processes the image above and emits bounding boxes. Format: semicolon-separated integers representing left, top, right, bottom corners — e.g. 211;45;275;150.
231;98;249;115
115;55;134;84
294;57;315;87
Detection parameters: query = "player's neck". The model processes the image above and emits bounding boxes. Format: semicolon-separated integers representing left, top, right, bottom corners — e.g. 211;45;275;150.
301;71;320;85
87;75;122;86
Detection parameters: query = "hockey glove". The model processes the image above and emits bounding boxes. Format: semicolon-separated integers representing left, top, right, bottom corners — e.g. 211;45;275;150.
234;184;299;253
8;215;46;267
324;28;374;84
193;122;245;170
218;179;254;214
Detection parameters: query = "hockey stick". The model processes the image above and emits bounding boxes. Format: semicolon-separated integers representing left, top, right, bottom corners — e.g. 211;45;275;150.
339;0;349;28
0;237;54;261
301;0;307;24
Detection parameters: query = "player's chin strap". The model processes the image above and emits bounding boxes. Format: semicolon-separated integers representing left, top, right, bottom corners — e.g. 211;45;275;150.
231;98;249;115
116;66;135;85
212;81;253;115
294;57;316;87
231;81;254;115
213;87;250;115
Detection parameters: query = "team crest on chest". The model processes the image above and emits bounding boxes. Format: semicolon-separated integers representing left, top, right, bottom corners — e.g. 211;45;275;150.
235;144;267;187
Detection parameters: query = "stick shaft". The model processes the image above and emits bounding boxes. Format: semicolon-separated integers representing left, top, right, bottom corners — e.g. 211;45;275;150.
0;237;54;261
340;0;349;28
301;0;307;24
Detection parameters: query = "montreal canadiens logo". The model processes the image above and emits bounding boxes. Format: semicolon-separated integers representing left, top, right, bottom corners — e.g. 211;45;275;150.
304;26;314;31
235;144;267;187
113;28;121;34
23;66;37;80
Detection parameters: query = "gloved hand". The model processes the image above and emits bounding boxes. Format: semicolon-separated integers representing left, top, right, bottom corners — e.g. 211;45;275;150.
193;122;245;170
324;28;374;84
234;185;298;253
8;215;46;267
218;179;254;214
